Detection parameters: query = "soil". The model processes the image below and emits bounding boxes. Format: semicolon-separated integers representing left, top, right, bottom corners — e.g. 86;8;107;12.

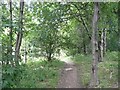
57;50;82;88
57;63;81;88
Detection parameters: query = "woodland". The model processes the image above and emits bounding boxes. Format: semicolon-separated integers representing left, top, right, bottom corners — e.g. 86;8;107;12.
0;0;119;88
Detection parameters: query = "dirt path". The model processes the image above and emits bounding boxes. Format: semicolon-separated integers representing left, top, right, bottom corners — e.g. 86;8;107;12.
57;50;81;88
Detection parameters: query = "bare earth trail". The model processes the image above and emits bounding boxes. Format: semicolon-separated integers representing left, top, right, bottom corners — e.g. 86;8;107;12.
57;51;81;88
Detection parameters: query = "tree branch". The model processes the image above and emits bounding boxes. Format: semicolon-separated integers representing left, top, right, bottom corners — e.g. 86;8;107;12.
72;3;91;40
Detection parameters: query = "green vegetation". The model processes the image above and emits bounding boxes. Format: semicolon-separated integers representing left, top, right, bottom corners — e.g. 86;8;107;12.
74;51;118;88
1;1;118;88
5;59;64;88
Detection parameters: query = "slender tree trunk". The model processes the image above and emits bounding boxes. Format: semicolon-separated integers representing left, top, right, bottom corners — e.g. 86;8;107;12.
103;28;106;56
77;46;81;53
24;50;27;63
73;4;91;40
15;0;24;65
99;28;106;61
77;28;81;54
98;40;101;62
47;46;52;61
24;40;27;63
9;0;14;66
90;2;99;87
25;51;27;63
98;31;102;62
47;53;52;61
81;27;87;55
100;28;104;61
83;40;87;55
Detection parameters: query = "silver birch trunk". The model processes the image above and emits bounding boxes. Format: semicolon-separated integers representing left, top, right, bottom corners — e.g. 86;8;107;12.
100;28;104;61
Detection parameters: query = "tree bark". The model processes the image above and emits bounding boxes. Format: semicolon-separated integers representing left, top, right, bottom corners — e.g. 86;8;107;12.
90;2;99;88
15;0;24;65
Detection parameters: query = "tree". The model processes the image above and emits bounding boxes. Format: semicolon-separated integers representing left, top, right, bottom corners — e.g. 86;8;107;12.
15;0;24;65
90;2;99;87
9;0;14;66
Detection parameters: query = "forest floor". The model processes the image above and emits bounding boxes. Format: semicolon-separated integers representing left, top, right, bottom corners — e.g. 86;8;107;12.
57;51;81;88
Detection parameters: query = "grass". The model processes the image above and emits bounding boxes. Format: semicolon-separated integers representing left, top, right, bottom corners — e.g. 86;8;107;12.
73;51;118;88
73;54;92;87
16;59;64;88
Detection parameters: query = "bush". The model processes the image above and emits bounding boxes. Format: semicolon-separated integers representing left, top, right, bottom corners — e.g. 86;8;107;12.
106;51;118;61
16;59;64;88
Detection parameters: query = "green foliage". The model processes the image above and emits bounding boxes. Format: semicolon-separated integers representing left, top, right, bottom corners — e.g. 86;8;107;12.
24;3;64;61
61;19;82;56
16;59;64;88
1;1;118;88
107;32;118;51
2;64;25;88
105;51;118;61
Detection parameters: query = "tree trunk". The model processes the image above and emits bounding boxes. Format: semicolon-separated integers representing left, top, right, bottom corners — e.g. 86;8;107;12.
98;30;102;62
15;0;24;65
90;2;99;87
103;28;106;56
77;46;81;54
47;52;52;61
9;0;14;66
100;28;104;61
24;42;27;63
83;40;87;55
98;40;101;62
81;26;87;55
77;28;81;54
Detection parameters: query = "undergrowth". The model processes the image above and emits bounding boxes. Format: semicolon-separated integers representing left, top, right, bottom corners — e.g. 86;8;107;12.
73;51;118;88
15;59;64;88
